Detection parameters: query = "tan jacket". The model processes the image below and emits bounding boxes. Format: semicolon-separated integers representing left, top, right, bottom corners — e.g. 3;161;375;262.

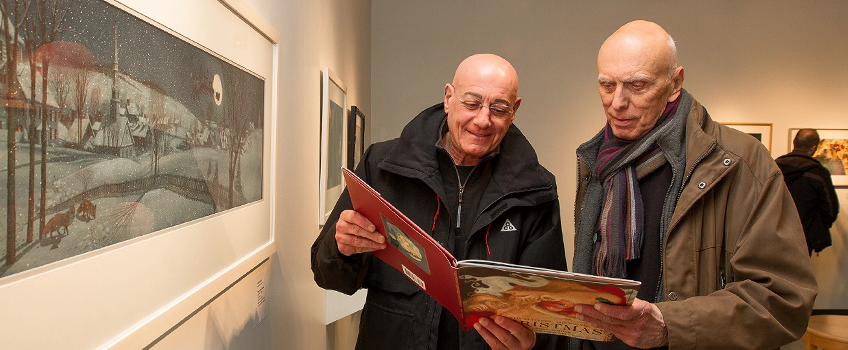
576;101;817;349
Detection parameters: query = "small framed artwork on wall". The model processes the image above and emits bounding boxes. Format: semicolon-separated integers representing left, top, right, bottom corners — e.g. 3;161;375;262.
347;106;366;169
320;68;347;225
789;128;848;187
721;122;773;152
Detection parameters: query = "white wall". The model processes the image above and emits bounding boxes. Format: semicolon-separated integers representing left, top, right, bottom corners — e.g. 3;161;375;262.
372;0;848;314
151;260;272;349
240;0;371;349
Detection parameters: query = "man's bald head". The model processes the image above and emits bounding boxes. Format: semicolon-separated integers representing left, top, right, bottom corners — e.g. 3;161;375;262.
599;20;679;79
451;54;520;100
793;129;821;155
596;20;685;140
443;54;522;166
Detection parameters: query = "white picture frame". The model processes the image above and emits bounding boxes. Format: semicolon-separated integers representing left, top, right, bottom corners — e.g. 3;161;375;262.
0;1;278;348
319;67;347;225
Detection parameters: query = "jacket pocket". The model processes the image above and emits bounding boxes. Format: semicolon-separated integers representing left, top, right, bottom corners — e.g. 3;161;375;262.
357;290;416;350
366;260;422;296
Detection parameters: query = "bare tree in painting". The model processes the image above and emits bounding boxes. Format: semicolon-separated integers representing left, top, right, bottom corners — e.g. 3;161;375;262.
34;0;66;236
189;55;213;120
1;0;31;265
50;66;70;116
221;69;251;209
145;81;166;175
71;66;90;148
23;11;39;243
88;85;101;123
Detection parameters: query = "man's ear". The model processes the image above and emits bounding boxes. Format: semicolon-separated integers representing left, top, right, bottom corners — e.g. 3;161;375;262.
512;97;522;117
444;83;454;109
668;66;685;102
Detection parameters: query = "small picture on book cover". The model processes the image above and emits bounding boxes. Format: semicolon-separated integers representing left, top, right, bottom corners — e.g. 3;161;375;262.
458;267;638;341
382;215;430;274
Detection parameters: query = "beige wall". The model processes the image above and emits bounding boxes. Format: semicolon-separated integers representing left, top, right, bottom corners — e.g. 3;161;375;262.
233;0;371;349
151;261;272;349
372;0;848;314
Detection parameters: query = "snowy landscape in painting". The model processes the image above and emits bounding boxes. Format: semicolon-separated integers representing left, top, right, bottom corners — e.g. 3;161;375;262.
0;0;264;277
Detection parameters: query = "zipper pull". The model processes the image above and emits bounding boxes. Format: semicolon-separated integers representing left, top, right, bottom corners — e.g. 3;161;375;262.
456;186;463;229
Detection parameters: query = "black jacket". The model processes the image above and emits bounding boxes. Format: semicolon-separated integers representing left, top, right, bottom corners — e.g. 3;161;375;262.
776;152;840;253
311;103;568;350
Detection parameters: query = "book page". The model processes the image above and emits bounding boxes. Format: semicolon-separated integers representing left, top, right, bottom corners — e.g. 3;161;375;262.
457;264;639;341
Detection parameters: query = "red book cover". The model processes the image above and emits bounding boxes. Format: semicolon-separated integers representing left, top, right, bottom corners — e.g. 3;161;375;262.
343;169;467;324
343;169;641;340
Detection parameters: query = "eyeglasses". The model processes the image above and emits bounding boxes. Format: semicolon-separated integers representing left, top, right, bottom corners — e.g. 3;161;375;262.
457;97;516;118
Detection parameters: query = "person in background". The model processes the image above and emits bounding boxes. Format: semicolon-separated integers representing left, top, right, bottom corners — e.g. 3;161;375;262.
311;54;567;350
571;20;817;349
776;129;840;255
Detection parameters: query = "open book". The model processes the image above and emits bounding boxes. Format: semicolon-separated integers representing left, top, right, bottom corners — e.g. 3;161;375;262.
343;168;640;341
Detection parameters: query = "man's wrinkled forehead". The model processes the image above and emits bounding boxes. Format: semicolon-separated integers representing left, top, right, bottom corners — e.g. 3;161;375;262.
451;54;520;98
597;21;677;77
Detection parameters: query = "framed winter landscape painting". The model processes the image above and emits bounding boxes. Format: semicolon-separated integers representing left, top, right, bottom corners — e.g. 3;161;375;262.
721;122;773;152
0;0;278;348
319;67;346;225
789;128;848;187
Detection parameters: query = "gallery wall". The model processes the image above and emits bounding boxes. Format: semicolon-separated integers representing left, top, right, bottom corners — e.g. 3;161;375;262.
149;260;272;349
239;0;372;349
371;0;848;315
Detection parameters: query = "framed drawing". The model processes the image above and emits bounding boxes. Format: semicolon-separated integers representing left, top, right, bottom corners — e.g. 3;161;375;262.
347;106;366;169
721;122;773;152
320;67;347;225
789;128;848;187
0;0;278;348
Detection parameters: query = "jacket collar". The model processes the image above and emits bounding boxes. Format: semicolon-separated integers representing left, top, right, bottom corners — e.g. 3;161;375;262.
379;103;556;198
682;98;717;179
667;96;742;233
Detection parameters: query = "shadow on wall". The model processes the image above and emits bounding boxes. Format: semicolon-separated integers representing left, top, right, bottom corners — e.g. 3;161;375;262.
327;311;362;350
223;313;271;350
150;260;272;349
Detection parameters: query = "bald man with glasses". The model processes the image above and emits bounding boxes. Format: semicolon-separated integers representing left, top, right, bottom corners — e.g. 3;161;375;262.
312;54;568;350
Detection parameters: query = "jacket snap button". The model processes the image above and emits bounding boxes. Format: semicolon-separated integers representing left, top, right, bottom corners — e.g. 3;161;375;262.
667;291;679;301
697;181;706;189
723;158;732;166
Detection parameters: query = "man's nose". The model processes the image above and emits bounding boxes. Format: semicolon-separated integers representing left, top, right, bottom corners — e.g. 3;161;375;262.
611;85;629;110
473;107;493;128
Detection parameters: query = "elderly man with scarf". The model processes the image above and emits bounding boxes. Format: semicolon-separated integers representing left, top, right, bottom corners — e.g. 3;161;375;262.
571;21;817;349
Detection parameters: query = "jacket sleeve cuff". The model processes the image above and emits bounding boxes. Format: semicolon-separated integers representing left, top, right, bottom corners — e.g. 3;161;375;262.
656;301;696;349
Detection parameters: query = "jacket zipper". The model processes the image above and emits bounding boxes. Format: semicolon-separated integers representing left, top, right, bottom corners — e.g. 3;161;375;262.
454;164;477;229
657;143;715;301
575;156;584;231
